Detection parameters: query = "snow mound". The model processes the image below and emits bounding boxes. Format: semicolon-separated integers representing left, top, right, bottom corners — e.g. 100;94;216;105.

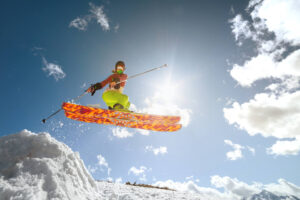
0;130;206;200
0;129;98;200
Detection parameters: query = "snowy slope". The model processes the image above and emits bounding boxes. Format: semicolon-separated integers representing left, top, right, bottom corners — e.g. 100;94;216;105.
0;130;206;200
1;130;299;200
0;130;98;200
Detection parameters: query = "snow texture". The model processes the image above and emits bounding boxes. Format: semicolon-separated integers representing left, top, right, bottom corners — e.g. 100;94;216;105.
0;130;98;200
0;130;204;200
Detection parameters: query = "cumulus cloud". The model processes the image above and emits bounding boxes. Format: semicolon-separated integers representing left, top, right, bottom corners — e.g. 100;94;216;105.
224;92;300;139
250;0;300;46
136;129;150;136
267;138;300;156
224;140;255;160
69;3;110;31
42;57;66;81
97;154;111;176
154;179;237;200
224;140;244;160
87;154;111;176
154;176;300;199
111;127;134;138
229;0;300;87
128;166;150;182
230;50;300;87
226;0;300;156
145;145;168;155
211;175;260;198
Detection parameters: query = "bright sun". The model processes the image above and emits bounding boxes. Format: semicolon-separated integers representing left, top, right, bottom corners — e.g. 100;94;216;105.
154;80;178;103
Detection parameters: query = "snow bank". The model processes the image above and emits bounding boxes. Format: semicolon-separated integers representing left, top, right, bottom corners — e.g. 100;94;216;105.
0;130;206;200
0;130;98;200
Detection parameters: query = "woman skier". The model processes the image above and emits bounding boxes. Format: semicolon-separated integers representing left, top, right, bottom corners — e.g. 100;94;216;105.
87;61;131;111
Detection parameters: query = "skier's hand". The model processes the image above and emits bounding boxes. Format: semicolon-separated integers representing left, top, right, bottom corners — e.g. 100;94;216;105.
110;82;116;88
87;86;96;96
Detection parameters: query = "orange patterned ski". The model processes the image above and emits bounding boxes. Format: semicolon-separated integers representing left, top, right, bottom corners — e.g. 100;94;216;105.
62;102;181;124
64;111;182;132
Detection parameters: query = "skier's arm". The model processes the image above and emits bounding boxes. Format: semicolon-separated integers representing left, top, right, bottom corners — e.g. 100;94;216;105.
87;75;113;95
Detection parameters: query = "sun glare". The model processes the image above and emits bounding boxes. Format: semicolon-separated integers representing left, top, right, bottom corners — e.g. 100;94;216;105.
154;80;178;103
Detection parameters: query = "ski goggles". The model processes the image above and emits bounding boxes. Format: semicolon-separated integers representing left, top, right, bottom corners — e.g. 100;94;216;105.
116;66;124;74
117;66;124;71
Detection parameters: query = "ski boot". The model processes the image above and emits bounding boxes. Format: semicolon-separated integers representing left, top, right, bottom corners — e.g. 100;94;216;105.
109;103;132;113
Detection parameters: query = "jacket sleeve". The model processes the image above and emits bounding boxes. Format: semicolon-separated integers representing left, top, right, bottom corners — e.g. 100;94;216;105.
93;75;113;90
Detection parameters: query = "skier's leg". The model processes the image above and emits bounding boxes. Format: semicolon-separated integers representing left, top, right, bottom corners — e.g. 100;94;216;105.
102;91;130;110
102;91;118;108
116;93;130;109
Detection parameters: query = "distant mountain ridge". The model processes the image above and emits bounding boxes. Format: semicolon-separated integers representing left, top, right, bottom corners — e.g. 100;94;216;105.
244;190;300;200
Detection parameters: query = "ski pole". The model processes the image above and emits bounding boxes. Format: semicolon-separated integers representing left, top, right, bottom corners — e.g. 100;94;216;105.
117;64;168;85
42;91;88;123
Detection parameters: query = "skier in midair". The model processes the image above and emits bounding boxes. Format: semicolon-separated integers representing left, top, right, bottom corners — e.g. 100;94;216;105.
87;61;131;111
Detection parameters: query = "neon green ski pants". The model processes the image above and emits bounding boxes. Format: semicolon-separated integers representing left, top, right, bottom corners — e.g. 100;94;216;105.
102;90;130;109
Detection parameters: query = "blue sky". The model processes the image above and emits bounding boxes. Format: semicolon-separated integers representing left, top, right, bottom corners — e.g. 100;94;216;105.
1;0;300;197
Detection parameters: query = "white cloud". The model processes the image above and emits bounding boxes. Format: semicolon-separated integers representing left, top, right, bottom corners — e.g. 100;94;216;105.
211;175;260;198
224;140;244;160
69;3;111;31
229;0;300;87
42;57;66;81
230;54;276;87
115;177;122;183
97;154;108;167
136;129;150;136
229;14;253;45
230;50;300;87
153;175;300;200
185;176;194;180
250;0;300;46
87;165;97;174
128;166;150;182
153;179;235;200
145;145;168;155
224;92;300;140
89;3;110;31
111;127;134;138
154;176;300;199
69;17;88;31
97;154;111;176
213;176;300;198
267;138;300;156
227;0;300;157
224;140;255;160
128;166;147;176
224;91;300;156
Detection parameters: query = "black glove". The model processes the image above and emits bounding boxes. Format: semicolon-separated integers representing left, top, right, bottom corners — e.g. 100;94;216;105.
89;83;102;96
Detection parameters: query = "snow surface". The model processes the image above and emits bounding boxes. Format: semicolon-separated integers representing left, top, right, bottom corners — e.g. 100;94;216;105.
0;130;205;200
